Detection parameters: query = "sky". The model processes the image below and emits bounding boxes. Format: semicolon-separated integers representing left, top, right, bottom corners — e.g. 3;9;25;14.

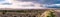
16;0;60;4
0;0;60;9
0;0;60;4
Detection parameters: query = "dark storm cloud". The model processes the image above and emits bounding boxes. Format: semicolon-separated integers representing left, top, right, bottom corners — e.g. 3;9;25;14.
2;3;12;5
16;0;60;4
43;0;60;4
45;0;60;4
34;0;60;4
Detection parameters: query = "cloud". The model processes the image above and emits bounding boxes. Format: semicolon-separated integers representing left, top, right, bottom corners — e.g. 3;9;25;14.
0;0;5;2
0;0;60;9
35;0;60;4
45;4;60;8
0;0;43;9
16;0;38;2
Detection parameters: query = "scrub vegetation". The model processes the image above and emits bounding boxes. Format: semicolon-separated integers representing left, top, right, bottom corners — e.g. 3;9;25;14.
0;9;56;17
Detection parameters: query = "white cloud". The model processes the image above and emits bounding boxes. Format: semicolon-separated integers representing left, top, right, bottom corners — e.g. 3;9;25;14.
43;4;60;8
47;4;60;6
0;0;46;9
